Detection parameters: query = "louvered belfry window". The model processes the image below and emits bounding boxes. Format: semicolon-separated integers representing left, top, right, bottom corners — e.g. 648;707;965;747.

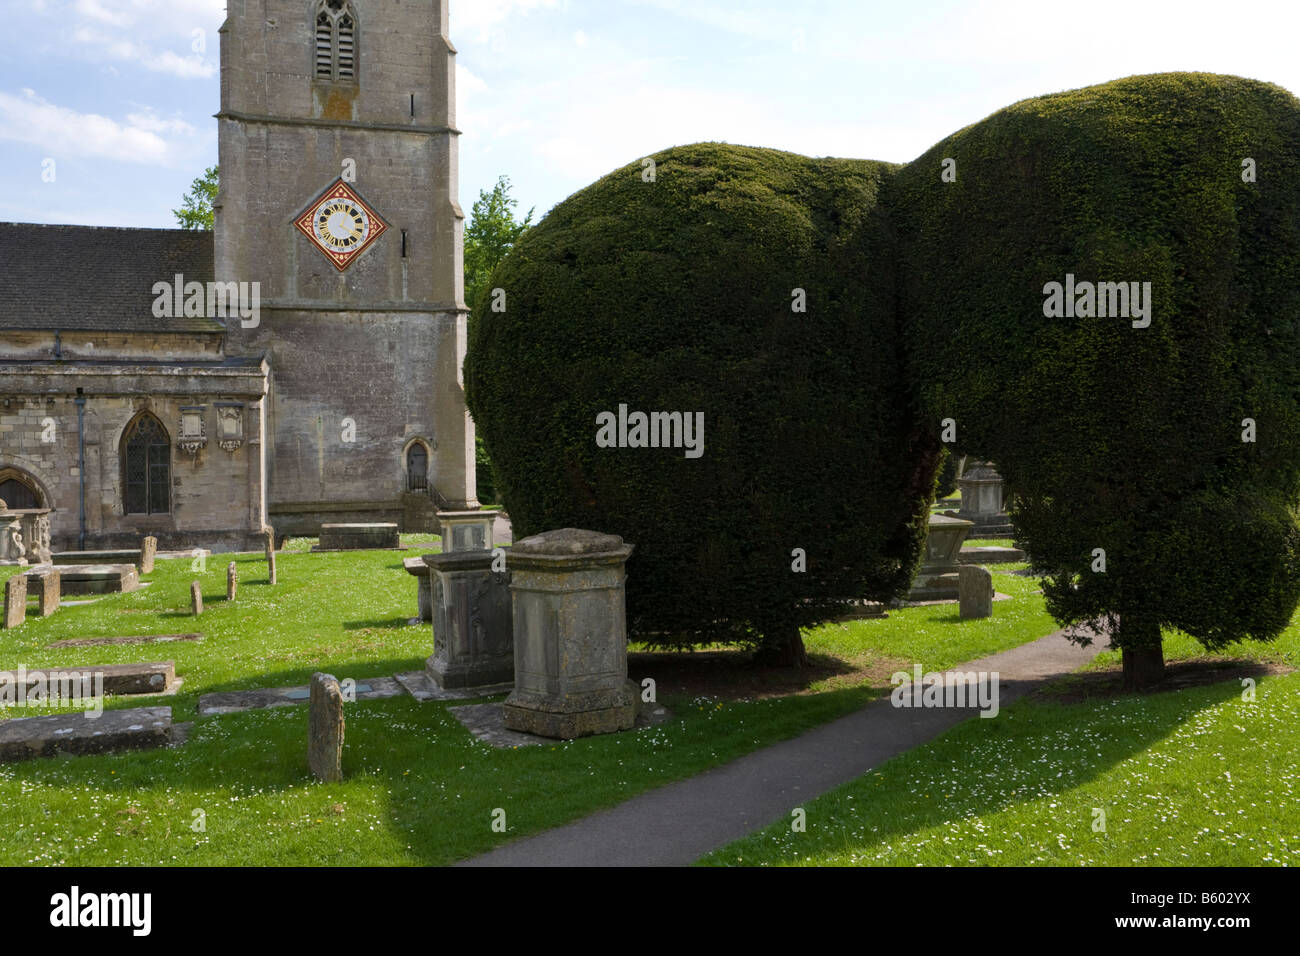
123;414;171;515
315;1;358;83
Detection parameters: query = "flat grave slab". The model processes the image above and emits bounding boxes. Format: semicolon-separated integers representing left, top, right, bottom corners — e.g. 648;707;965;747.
0;662;175;696
197;675;405;715
51;550;141;568
312;523;401;551
0;706;173;762
48;633;203;649
41;564;139;596
448;700;673;749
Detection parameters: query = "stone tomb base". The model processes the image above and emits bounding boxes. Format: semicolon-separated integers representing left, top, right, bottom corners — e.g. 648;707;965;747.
454;698;670;749
33;564;139;596
502;529;639;740
424;550;513;689
313;523;400;551
503;680;641;739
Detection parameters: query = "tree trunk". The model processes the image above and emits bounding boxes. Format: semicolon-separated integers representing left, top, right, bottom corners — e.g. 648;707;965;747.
754;625;808;668
1119;618;1165;690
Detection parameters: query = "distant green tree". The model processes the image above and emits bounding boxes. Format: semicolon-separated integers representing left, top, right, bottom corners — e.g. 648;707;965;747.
173;165;219;230
464;175;534;317
464;175;533;504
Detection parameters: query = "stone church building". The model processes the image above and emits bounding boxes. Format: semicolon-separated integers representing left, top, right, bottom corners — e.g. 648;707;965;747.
0;0;476;553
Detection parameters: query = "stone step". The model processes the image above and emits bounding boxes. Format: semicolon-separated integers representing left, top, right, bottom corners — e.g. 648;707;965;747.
958;545;1026;564
48;633;203;649
0;706;173;762
0;662;176;696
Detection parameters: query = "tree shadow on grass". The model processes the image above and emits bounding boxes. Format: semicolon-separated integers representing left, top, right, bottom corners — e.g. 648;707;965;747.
342;617;422;632
722;672;1258;866
629;648;879;701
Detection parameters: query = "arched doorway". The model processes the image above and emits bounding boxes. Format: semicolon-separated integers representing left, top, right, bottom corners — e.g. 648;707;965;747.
406;441;429;493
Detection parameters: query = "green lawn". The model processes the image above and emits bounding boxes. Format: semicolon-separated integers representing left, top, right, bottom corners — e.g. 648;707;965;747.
12;549;1279;868
700;623;1300;867
0;550;1056;865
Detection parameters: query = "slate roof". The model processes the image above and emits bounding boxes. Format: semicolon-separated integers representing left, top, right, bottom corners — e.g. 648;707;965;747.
0;223;223;333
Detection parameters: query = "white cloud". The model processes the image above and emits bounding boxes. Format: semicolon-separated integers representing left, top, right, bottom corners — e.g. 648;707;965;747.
458;64;488;95
125;109;196;135
57;1;222;78
574;29;588;48
73;0;130;27
0;89;185;164
622;0;777;41
143;49;215;78
71;25;216;78
450;0;568;44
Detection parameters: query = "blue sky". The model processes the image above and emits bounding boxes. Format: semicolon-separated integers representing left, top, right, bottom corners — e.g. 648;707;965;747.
3;0;1299;229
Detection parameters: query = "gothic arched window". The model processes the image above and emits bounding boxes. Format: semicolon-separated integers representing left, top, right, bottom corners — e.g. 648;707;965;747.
315;1;357;82
122;413;171;515
0;471;41;509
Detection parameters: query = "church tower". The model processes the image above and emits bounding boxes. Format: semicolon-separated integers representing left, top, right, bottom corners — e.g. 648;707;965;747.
214;0;475;537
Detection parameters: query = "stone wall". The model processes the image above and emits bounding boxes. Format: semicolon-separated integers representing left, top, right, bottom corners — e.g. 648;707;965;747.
0;357;269;553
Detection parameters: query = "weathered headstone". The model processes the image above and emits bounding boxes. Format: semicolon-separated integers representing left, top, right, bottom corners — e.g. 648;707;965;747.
503;529;639;739
308;672;344;783
3;574;26;629
140;535;157;574
958;564;994;619
190;581;203;616
33;567;59;617
226;562;238;601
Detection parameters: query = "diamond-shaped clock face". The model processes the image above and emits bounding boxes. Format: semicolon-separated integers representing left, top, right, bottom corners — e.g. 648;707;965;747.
293;179;389;271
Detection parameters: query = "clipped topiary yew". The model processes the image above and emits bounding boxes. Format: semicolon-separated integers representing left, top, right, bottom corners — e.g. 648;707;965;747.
891;72;1300;687
465;142;938;664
